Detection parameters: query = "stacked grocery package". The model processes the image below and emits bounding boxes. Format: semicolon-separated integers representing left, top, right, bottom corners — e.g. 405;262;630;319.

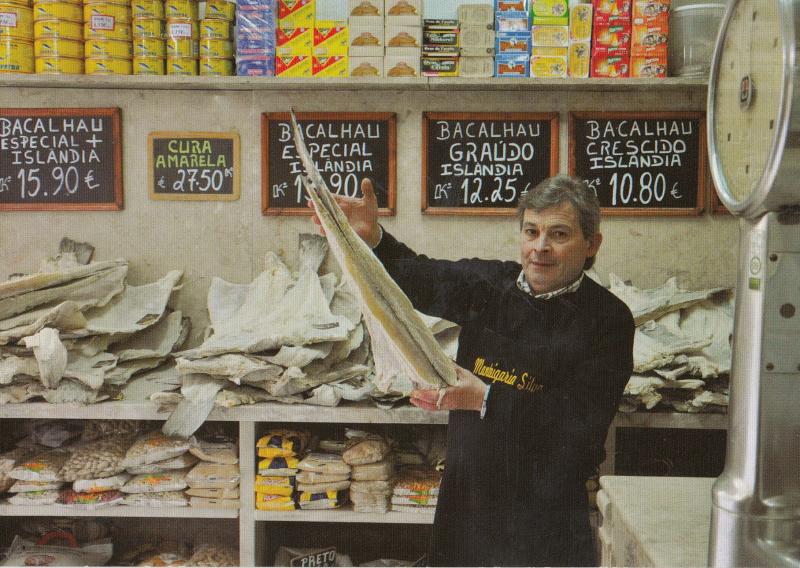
630;0;668;77
531;0;569;78
295;449;350;510
0;0;34;73
567;3;591;77
457;3;493;78
386;0;422;77
590;0;630;77
131;0;165;74
35;0;84;73
275;0;312;76
185;432;240;508
164;0;197;75
390;465;441;513
421;17;457;78
199;0;234;74
236;0;275;75
255;429;307;511
495;0;530;77
344;436;393;513
347;0;382;77
313;18;347;77
84;0;132;74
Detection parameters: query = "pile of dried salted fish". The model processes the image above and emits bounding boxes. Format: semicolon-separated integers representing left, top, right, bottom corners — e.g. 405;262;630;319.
162;234;459;438
608;274;733;413
0;239;188;405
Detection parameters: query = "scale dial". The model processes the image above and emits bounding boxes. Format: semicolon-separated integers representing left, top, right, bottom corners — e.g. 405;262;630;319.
708;0;800;217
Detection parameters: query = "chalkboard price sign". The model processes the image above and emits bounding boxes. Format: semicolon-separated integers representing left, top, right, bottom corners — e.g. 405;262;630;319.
148;132;240;201
569;112;707;216
422;112;559;216
0;107;123;211
261;112;396;216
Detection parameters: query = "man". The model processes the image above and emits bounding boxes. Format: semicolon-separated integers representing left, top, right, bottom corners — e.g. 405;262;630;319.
310;175;634;566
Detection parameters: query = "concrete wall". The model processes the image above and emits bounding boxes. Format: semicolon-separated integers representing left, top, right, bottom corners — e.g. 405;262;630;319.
0;85;737;346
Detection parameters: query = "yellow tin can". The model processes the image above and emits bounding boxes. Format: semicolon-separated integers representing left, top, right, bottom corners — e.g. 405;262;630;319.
83;0;129;5
34;18;80;38
203;0;233;20
132;36;163;57
32;2;81;22
0;4;34;39
34;36;81;57
133;55;163;73
166;55;195;74
84;17;131;39
83;3;130;23
35;54;82;73
198;56;231;75
165;35;195;57
198;37;229;58
0;37;33;72
85;38;131;58
131;17;163;37
4;0;32;6
164;0;196;20
131;0;163;20
85;56;131;73
35;0;80;5
199;17;228;39
165;18;196;38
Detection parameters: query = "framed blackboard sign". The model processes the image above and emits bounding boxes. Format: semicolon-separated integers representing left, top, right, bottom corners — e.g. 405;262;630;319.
261;112;396;216
148;132;240;201
0;107;123;211
568;111;707;216
422;112;559;216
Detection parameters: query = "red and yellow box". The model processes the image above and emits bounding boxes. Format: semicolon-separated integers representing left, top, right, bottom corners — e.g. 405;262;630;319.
592;0;630;17
276;26;312;55
313;20;347;56
590;45;629;77
631;17;668;48
276;53;311;76
630;45;666;77
312;54;346;76
592;14;631;48
278;0;314;29
632;0;669;21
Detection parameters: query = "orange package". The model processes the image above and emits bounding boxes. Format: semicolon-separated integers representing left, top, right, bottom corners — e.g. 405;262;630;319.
592;0;631;17
592;14;632;48
590;46;630;77
631;45;667;77
632;17;668;49
632;0;670;21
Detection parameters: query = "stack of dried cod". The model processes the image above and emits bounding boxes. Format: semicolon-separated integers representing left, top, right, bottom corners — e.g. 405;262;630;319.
608;274;733;413
162;235;459;438
0;239;187;405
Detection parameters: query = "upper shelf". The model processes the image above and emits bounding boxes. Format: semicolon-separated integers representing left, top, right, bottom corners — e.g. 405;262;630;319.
0;74;708;92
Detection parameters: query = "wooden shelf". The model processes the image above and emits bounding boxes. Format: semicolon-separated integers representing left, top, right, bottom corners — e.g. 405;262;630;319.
255;504;434;524
0;504;238;518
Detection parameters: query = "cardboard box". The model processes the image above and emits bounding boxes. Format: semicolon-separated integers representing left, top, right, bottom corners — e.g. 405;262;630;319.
530;54;566;77
423;44;459;55
314;20;348;55
531;24;568;46
236;9;277;31
421;53;459;76
630;44;666;76
423;19;458;30
348;0;383;17
312;54;347;76
532;46;566;56
423;28;459;46
458;4;494;25
567;41;590;77
496;0;528;11
459;25;495;48
385;52;420;76
236;56;275;75
460;55;494;76
592;14;631;48
592;0;631;18
278;0;314;29
569;3;592;41
276;26;312;55
496;31;532;53
632;0;669;21
631;17;668;48
385;0;421;25
348;23;383;56
348;55;383;76
461;45;496;56
496;10;530;31
495;53;529;76
275;53;312;75
530;0;568;19
590;45;629;76
531;15;567;25
386;25;422;48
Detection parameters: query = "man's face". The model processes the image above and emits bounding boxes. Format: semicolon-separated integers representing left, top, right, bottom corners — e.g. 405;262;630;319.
520;202;602;294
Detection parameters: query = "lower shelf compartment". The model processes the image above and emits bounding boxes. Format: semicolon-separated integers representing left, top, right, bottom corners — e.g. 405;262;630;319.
255;504;434;524
0;505;239;518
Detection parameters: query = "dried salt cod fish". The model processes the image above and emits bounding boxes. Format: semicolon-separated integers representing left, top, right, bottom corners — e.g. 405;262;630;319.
290;110;456;392
0;379;46;404
633;320;713;373
118;363;182;402
21;328;68;389
0;301;87;345
58;237;94;265
0;356;39;385
163;374;225;438
175;354;283;385
111;311;189;362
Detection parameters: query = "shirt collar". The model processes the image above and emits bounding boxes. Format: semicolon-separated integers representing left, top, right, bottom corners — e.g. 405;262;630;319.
517;271;585;299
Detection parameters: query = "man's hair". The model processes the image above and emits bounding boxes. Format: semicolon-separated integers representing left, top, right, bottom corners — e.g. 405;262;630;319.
517;175;601;270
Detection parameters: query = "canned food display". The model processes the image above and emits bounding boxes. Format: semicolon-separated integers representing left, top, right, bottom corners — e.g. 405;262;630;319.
203;0;233;21
132;55;163;73
34;18;81;39
132;36;164;57
165;36;196;57
34;36;82;57
35;0;81;5
164;0;196;20
199;37;230;58
32;2;82;22
166;55;195;74
3;0;33;5
199;56;231;75
85;56;131;73
166;18;197;38
131;0;163;20
85;38;132;58
132;17;163;37
83;3;131;24
35;54;82;73
0;4;34;39
0;37;33;72
199;17;229;39
84;17;131;40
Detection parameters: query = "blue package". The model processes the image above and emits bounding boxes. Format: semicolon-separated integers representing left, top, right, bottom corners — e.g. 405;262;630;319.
236;0;276;8
236;9;277;31
495;10;530;31
236;57;276;76
496;31;532;53
237;33;276;55
495;53;529;77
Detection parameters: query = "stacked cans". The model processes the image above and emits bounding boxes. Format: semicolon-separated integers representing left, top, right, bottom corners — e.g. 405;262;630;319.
33;0;83;73
199;0;234;75
83;0;132;74
164;0;197;75
132;0;165;74
0;0;34;73
235;0;276;76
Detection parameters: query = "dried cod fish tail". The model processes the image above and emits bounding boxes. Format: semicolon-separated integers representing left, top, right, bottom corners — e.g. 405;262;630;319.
290;110;456;389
